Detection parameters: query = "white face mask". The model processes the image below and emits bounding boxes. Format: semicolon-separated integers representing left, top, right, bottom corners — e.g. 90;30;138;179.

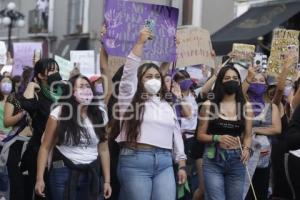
144;79;161;95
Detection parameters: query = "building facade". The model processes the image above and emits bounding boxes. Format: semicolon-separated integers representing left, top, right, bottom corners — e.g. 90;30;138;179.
0;0;240;58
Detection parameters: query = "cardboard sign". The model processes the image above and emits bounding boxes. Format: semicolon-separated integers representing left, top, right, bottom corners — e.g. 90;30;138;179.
268;28;299;79
104;0;179;62
54;55;73;80
70;50;95;77
0;41;7;65
176;27;214;68
12;42;43;76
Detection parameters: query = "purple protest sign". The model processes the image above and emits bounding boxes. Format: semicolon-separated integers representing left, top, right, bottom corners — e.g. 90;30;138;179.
104;0;179;62
12;42;43;76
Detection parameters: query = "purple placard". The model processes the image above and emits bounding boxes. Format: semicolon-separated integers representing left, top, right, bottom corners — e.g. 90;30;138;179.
12;42;43;76
104;0;179;62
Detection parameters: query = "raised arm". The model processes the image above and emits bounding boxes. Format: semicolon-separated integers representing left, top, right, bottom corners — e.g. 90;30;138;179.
160;62;171;77
118;28;152;116
99;25;112;105
273;55;297;106
242;65;255;96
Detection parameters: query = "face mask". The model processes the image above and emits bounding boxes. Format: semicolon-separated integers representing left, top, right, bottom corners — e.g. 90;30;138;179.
74;88;94;104
179;79;193;91
1;82;12;94
284;85;293;97
95;83;104;95
248;83;267;96
47;72;62;87
144;79;161;95
223;80;240;95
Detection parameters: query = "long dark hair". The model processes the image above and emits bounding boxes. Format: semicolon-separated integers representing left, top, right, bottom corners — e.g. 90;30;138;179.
34;58;60;83
56;75;106;145
121;63;169;143
212;64;246;122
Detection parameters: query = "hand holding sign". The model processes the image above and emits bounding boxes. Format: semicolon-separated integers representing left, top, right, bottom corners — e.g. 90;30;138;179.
283;53;298;71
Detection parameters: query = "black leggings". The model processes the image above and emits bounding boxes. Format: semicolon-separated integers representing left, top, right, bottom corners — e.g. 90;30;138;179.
6;141;32;200
286;153;300;200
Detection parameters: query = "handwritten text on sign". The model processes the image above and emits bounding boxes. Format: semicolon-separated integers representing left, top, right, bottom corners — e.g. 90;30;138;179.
104;1;179;62
268;28;299;79
176;28;214;68
70;50;95;77
12;42;43;76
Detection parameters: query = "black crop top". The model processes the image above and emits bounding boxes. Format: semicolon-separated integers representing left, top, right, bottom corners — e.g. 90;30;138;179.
207;116;244;137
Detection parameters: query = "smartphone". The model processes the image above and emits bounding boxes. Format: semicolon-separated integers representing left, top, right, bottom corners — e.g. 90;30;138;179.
144;19;155;40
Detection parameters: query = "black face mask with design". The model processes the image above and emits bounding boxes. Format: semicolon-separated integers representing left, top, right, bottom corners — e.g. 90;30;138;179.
47;72;62;87
223;80;240;95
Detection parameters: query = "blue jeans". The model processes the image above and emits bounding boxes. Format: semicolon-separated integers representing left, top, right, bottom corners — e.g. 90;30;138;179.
49;166;103;200
203;148;245;200
117;147;176;200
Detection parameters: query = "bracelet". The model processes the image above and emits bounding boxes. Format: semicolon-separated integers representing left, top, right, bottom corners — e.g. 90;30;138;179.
242;146;251;150
104;182;110;184
212;135;220;143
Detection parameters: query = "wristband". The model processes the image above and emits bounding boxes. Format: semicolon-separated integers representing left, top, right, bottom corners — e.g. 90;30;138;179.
212;135;220;143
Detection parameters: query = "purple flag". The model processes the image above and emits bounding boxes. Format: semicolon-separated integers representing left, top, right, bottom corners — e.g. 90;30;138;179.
104;0;179;62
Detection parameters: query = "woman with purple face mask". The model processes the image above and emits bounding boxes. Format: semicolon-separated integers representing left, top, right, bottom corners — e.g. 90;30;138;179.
243;72;281;200
35;75;112;200
0;76;13;136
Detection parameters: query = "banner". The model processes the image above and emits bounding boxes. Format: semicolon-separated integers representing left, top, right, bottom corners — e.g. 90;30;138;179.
0;41;7;65
268;28;299;79
12;42;43;76
104;0;179;62
176;27;214;68
54;55;73;80
70;50;95;77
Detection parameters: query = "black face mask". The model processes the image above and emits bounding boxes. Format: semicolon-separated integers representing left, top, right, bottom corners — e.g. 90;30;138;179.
47;72;62;87
223;80;240;95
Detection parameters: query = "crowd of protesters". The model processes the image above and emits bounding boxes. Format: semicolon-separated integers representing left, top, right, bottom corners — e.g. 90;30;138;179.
0;25;300;200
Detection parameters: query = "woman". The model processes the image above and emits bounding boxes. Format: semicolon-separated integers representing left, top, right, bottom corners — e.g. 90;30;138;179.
197;64;252;200
116;28;187;200
0;76;13;137
285;78;300;200
35;75;111;200
20;58;64;200
4;67;34;200
242;72;281;200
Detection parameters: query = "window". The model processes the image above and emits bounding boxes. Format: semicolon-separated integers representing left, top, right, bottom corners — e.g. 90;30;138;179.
182;0;193;25
68;0;85;34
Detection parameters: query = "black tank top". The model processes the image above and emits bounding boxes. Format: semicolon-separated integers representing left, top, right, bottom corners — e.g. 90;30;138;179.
207;117;244;137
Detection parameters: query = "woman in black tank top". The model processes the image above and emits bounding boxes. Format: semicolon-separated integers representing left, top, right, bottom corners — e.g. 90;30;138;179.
197;64;252;200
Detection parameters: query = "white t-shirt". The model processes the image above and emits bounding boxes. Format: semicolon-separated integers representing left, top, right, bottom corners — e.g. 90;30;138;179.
180;93;198;132
50;106;100;164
